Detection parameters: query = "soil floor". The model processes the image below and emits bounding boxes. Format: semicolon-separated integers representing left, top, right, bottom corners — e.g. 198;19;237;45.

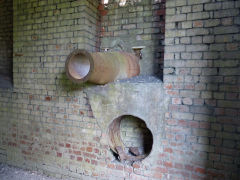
0;163;60;180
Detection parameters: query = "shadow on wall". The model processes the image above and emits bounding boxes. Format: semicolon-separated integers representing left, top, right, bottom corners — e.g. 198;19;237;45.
0;0;13;88
59;72;93;92
153;0;165;80
194;34;240;180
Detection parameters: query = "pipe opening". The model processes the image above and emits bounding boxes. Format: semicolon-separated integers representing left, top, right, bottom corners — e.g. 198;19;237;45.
68;53;90;80
66;50;94;83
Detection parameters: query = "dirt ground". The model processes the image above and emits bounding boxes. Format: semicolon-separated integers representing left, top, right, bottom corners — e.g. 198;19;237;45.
0;163;60;180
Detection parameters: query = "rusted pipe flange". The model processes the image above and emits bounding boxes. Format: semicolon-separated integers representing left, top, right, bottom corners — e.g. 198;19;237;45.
65;49;94;83
107;115;153;163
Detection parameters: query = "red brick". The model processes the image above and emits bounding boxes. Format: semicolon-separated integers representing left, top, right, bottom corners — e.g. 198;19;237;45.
100;10;108;16
188;121;199;128
86;147;92;152
199;122;210;129
116;164;123;171
174;163;183;169
178;120;188;127
65;143;71;148
176;134;185;141
45;96;51;101
107;163;115;169
77;156;83;161
164;84;173;89
153;171;163;179
155;9;165;15
164;147;173;153
124;166;133;173
166;90;179;96
193;20;203;27
154;167;168;173
133;163;140;169
57;152;62;157
85;158;90;163
185;164;194;171
73;150;81;155
172;98;182;104
98;4;104;11
195;167;206;174
166;119;178;125
164;161;173;168
91;160;98;165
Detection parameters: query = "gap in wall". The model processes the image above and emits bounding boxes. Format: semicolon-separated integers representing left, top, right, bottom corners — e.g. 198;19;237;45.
0;0;13;88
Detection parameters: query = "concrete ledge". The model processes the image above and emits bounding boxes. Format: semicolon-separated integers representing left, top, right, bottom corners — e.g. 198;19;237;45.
86;76;169;165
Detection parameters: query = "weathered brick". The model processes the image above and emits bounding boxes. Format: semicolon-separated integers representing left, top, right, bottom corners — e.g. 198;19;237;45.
209;44;225;51
180;90;200;98
203;35;214;43
204;19;220;27
182;6;191;13
165;45;185;52
188;0;211;5
214;26;239;34
204;3;222;11
176;0;187;7
186;45;208;52
187;12;209;21
222;1;235;9
214;9;239;18
219;67;240;75
218;100;240;108
182;21;192;29
192;36;202;44
167;14;186;23
214;60;239;67
172;112;193;120
187;28;209;36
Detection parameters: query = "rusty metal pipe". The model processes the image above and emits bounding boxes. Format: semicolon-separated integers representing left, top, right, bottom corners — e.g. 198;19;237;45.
65;49;140;85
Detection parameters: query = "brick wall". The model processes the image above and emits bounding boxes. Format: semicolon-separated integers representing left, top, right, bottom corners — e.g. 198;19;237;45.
99;0;165;75
0;0;240;179
0;0;13;88
164;0;240;179
120;115;153;153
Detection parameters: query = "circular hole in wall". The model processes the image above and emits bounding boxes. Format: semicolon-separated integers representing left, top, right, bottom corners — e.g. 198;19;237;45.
108;115;153;163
